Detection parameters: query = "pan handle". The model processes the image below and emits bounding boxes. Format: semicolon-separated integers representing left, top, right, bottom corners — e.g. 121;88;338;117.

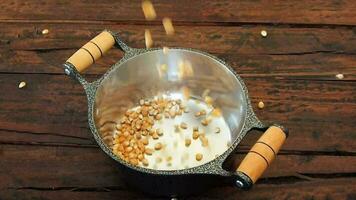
63;30;131;85
234;124;288;189
64;30;130;73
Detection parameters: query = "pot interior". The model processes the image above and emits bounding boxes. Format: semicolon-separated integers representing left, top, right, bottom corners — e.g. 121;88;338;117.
94;49;247;170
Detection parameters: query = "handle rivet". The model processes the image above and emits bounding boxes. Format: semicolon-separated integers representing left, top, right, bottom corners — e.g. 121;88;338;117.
235;180;244;188
64;68;71;75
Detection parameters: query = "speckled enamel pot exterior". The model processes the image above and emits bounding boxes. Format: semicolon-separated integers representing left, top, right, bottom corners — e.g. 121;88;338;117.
63;30;272;195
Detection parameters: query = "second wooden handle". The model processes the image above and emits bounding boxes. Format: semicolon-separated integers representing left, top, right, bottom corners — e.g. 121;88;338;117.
66;31;115;72
236;126;287;184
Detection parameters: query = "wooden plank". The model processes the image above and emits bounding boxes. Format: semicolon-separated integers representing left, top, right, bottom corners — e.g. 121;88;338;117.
0;145;355;188
2;23;356;54
1;49;356;81
2;178;356;200
0;145;355;199
0;23;355;80
0;1;356;26
0;74;355;152
204;178;356;200
0;1;355;199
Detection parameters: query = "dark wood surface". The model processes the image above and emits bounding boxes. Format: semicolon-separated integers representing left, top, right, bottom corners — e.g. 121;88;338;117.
0;0;355;199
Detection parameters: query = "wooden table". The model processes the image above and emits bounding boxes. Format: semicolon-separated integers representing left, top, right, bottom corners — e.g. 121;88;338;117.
1;1;355;199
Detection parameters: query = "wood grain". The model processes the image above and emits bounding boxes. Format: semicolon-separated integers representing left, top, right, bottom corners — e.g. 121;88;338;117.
1;0;356;26
1;144;355;198
1;145;355;190
0;0;355;199
0;23;355;80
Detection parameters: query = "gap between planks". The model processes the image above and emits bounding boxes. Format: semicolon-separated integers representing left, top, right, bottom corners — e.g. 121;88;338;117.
0;19;356;30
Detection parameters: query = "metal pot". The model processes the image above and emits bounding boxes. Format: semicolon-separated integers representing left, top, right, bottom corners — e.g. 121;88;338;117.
63;30;288;197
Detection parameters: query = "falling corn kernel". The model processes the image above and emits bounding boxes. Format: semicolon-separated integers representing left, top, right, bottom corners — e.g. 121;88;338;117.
200;136;209;147
18;81;26;89
261;30;267;37
193;126;199;132
211;108;222;117
178;60;193;79
258;101;265;109
195;153;203;161
42;29;49;35
145;29;153;48
182;86;190;100
166;156;172;162
204;96;213;105
162;17;175;35
202;89;210;98
336;73;344;79
142;0;156;20
163;46;169;55
160;64;168;73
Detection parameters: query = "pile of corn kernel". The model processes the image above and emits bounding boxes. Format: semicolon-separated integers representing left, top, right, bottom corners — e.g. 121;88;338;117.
112;89;227;169
112;97;187;166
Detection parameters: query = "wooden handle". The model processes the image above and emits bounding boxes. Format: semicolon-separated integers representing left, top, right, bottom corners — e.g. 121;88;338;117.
66;31;115;72
236;125;287;184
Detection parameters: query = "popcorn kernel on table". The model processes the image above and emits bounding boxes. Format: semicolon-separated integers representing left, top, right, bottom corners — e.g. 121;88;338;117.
261;30;267;37
42;29;49;35
258;101;265;109
336;73;344;79
18;81;26;89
